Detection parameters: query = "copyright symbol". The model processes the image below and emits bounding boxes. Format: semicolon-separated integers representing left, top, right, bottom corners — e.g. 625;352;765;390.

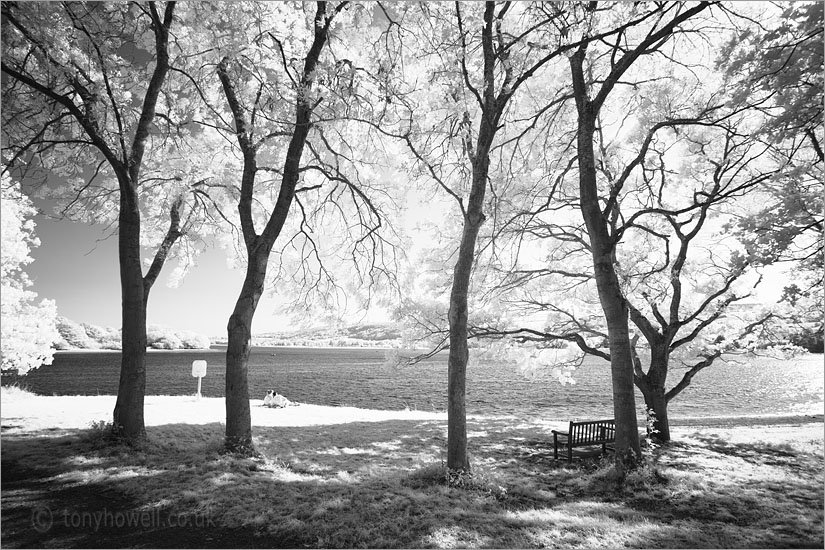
31;506;53;533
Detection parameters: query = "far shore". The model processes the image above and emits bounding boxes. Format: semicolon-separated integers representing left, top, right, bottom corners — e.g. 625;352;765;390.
51;344;401;353
53;347;217;354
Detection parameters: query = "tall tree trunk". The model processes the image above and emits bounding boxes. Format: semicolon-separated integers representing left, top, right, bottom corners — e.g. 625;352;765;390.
225;251;269;452
443;0;500;476
113;183;147;442
446;208;485;473
603;311;641;466
217;3;335;452
109;2;175;445
571;51;641;471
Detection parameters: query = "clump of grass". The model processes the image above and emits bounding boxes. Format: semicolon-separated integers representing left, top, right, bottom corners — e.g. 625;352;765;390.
567;451;671;498
404;460;508;499
403;461;445;488
623;460;669;490
567;456;622;494
80;419;120;448
88;419;112;431
218;441;262;459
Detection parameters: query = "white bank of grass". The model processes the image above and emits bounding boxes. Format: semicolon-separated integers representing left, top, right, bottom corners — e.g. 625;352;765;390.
2;386;823;548
0;387;447;433
2;386;820;440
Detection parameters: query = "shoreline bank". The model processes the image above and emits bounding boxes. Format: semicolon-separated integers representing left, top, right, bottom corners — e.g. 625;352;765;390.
2;390;822;435
670;413;824;427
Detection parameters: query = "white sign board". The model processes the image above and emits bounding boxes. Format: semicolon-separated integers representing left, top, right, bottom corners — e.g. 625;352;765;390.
192;360;207;378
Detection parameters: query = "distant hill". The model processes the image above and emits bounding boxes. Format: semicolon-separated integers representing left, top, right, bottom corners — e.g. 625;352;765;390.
213;323;402;348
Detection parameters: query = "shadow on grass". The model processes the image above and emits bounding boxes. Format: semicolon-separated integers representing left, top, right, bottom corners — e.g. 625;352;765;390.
692;433;821;469
0;428;275;549
1;417;823;548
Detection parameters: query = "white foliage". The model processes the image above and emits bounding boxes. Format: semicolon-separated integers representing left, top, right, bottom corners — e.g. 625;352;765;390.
1;174;59;374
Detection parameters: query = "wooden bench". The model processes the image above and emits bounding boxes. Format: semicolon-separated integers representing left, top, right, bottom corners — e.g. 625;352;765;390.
552;419;615;461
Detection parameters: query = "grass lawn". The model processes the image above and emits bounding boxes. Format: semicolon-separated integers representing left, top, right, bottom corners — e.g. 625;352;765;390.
1;387;823;548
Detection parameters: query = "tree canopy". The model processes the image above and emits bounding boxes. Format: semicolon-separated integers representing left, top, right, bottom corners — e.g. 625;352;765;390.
0;174;59;375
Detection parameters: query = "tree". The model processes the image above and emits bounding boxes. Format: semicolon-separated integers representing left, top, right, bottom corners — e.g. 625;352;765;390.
174;1;397;451
565;1;712;468
214;5;339;449
374;1;591;474
2;2;186;442
0;174;59;374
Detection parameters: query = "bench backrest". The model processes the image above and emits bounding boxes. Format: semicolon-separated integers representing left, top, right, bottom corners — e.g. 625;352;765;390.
568;419;615;444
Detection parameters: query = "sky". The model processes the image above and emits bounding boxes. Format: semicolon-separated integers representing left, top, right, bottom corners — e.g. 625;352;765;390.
20;157;439;339
28;215;295;337
24;179;429;338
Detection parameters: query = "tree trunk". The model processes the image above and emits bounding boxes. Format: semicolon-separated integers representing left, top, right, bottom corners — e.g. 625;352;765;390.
224;251;269;452
446;209;485;473
571;51;641;471
601;297;642;469
112;182;147;443
108;3;175;445
442;1;499;476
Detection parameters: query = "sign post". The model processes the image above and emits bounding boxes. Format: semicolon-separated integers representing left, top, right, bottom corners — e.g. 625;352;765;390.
191;360;207;399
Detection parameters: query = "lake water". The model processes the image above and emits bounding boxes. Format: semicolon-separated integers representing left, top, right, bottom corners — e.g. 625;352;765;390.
11;346;824;420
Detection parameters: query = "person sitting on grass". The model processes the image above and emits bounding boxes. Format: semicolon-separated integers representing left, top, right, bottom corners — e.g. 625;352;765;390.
263;389;293;408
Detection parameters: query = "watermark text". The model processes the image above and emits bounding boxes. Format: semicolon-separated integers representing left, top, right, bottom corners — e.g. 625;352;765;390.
31;505;215;533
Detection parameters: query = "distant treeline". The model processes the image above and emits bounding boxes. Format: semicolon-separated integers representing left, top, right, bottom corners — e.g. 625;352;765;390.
246;323;402;348
55;317;211;350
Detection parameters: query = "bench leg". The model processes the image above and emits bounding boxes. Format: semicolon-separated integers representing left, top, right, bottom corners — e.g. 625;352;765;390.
568;445;572;462
553;434;558;460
